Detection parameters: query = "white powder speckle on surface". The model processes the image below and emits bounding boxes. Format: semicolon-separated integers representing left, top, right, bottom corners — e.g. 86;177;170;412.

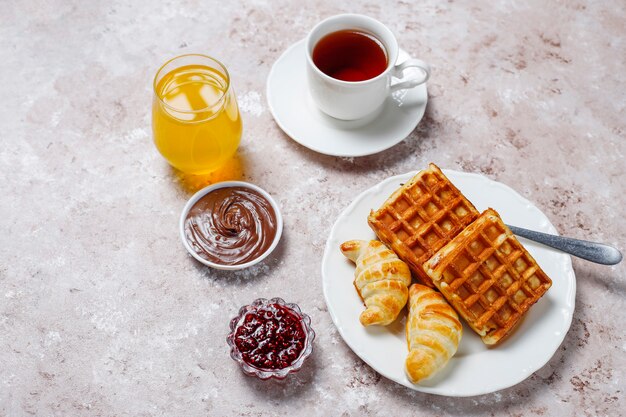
237;91;265;117
44;331;62;345
123;127;148;142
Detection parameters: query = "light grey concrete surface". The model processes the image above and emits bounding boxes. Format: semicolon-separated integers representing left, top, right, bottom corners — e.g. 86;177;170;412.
1;1;624;416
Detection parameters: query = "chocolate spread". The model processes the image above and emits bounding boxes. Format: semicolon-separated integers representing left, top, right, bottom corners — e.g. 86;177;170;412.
184;186;278;265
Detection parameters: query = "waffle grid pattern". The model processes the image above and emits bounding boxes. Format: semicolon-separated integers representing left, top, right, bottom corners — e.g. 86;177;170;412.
432;211;552;344
368;165;479;285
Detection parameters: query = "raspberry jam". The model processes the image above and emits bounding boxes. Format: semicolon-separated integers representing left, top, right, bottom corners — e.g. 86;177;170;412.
228;298;315;379
234;303;306;370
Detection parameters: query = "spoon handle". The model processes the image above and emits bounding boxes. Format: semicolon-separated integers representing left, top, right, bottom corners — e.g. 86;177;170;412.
506;224;622;265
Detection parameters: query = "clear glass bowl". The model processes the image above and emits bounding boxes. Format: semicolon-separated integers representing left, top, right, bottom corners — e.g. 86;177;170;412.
227;298;315;380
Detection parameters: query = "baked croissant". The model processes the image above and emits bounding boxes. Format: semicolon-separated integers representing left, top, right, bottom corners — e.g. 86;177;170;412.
340;240;412;326
405;283;462;383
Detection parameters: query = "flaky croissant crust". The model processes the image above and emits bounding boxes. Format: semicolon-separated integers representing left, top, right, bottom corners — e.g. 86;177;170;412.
405;283;462;383
341;240;412;326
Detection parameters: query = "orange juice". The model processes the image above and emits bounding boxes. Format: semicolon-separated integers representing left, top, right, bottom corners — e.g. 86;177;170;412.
152;56;242;174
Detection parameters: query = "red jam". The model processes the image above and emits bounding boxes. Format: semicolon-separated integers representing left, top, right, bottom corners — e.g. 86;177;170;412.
234;304;306;370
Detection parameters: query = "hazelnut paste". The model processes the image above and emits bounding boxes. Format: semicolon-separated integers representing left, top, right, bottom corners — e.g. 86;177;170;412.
184;186;277;265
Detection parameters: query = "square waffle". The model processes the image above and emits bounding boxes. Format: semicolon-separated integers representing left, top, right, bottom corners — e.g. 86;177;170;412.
368;163;479;286
423;208;553;345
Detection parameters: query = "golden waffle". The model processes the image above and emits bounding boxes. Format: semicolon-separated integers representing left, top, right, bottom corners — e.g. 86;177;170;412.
368;163;479;286
423;208;553;345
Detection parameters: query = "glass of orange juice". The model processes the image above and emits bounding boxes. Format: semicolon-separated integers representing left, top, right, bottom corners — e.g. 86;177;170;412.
152;54;242;174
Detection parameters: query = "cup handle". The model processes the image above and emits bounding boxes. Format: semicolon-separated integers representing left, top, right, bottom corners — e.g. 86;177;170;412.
390;59;431;92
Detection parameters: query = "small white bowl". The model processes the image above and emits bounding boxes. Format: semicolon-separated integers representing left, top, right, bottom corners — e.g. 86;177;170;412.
179;181;283;270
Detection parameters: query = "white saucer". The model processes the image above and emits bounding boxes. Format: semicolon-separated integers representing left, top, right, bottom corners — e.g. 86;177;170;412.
266;39;428;157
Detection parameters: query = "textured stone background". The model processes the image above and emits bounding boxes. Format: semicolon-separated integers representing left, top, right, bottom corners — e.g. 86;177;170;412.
1;0;624;416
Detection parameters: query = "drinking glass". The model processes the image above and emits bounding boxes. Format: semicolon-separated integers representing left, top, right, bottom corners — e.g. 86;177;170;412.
152;54;242;174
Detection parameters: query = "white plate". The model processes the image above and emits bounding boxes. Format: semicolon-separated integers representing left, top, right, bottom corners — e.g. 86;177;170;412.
321;170;576;396
266;39;428;157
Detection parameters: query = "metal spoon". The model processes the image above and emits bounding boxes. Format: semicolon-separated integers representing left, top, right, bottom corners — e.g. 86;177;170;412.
506;224;622;265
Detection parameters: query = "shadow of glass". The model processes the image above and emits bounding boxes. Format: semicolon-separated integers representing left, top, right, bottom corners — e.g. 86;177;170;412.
171;152;246;195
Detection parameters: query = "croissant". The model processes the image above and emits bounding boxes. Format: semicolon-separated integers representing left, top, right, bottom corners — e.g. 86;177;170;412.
340;240;412;326
405;283;462;383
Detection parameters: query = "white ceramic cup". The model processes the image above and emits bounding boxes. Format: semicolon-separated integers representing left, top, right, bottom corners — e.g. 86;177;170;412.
306;14;431;121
